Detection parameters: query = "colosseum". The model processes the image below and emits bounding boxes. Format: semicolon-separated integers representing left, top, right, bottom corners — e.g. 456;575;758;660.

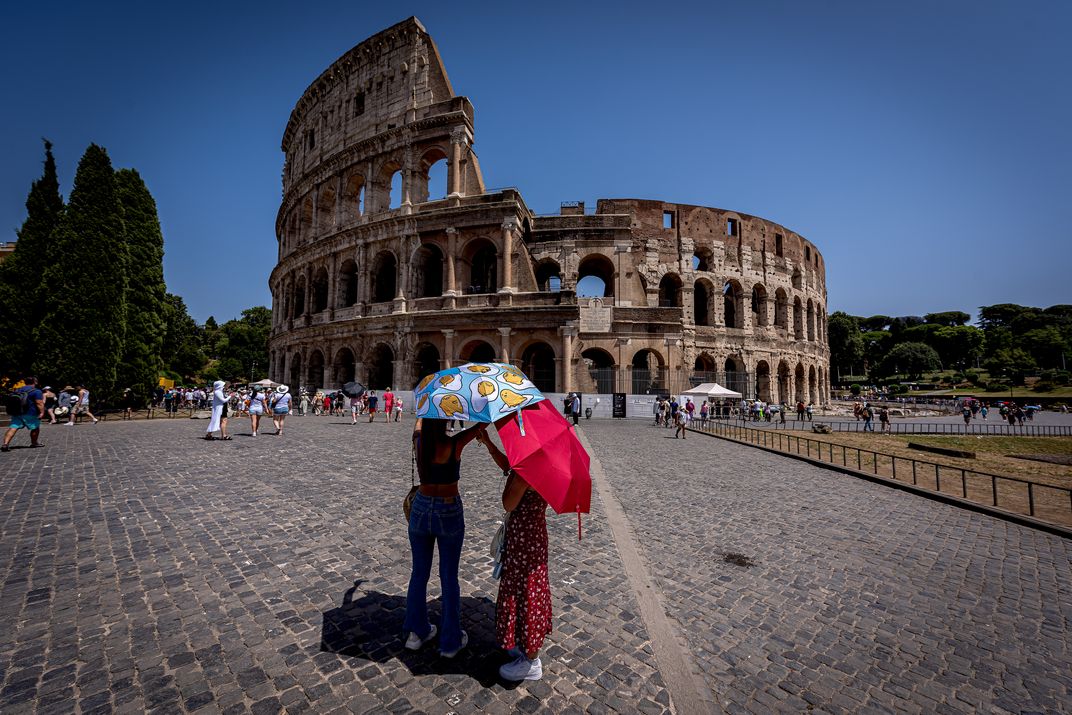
268;17;830;409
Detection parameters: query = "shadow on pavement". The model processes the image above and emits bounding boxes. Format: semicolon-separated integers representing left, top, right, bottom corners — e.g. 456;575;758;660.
320;580;514;688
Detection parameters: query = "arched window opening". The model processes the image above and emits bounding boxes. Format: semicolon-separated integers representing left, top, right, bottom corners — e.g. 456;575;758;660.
807;299;816;341
366;344;394;390
723;357;746;397
755;361;772;402
577;254;615;298
318;184;337;232
521;343;557;393
658;273;682;308
343;174;365;220
294;277;306;316
289;354;302;391
307;350;326;390
371;251;397;303
751;284;769;327
694;281;711;326
692;353;716;385
300;197;314;243
338;259;358;307
774;288;789;329
809;365;818;405
312;267;329;312
792;269;803;290
794;363;806;404
723;281;742;329
692;247;713;272
416;148;449;203
333;348;356;386
631;349;665;394
460;340;497;364
777;361;791;405
793;298;804;340
389;171;403;210
414;343;441;384
464;239;497;294
582;348;615;394
535;260;562;292
414;244;444;298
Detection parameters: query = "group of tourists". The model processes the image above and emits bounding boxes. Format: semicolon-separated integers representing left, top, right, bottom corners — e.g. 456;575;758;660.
3;378;98;450
404;416;551;682
202;382;293;440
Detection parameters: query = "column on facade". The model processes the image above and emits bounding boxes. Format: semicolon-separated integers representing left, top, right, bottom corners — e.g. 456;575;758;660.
358;244;370;306
303;265;313;318
559;326;574;394
441;330;456;369
335;174;343;227
444;228;458;296
499;219;516;293
396;236;410;301
448;127;467;197
328;252;338;314
498;328;512;364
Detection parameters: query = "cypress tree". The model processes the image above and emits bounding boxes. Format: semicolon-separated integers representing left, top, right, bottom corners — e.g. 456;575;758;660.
32;144;129;398
0;140;64;382
114;169;165;404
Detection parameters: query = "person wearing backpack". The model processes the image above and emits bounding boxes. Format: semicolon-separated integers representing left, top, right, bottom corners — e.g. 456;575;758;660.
3;376;46;452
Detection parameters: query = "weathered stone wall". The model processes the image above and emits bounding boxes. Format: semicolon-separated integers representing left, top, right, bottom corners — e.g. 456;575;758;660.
269;17;830;406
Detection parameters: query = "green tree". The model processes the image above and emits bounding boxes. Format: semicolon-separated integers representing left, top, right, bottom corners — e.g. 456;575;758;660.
827;312;865;379
873;342;941;380
114;169;166;404
161;293;206;379
923;311;970;327
984;348;1037;386
1020;327;1069;370
899;323;941;347
0;140;64;383
32;145;128;398
861;331;894;371
932;325;985;369
214;307;272;381
859;315;891;332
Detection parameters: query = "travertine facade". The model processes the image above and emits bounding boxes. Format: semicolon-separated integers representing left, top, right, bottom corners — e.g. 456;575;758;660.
269;17;830;404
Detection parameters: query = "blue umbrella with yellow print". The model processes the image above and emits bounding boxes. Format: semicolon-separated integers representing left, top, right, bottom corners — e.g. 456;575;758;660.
413;362;545;433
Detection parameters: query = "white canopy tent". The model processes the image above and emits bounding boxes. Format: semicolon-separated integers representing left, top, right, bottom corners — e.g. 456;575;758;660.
250;378;280;388
680;382;743;399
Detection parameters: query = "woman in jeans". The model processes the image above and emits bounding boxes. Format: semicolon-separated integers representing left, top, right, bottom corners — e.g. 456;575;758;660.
404;418;486;657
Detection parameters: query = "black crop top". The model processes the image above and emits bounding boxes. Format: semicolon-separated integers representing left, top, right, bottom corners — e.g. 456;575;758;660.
416;435;461;485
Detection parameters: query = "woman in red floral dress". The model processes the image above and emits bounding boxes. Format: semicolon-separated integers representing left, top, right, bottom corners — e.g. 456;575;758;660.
477;433;552;682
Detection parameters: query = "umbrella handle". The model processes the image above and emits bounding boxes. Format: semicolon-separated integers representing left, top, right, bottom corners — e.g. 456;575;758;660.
577;508;582;541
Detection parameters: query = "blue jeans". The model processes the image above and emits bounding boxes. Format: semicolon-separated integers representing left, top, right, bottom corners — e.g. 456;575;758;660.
864;418;873;432
404;493;465;652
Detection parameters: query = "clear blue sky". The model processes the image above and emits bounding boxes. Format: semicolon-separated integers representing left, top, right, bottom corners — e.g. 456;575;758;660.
2;1;1069;323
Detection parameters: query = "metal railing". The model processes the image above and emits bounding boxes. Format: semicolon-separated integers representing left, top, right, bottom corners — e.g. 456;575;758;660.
692;420;1072;527
732;418;1072;437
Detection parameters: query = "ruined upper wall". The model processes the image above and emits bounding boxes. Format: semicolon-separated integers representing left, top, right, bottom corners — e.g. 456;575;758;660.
281;17;456;180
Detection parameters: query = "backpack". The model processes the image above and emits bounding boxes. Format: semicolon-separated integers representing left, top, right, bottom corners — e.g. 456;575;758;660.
3;387;32;416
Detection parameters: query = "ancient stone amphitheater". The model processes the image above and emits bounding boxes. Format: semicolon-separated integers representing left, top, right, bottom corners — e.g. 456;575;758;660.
268;17;830;406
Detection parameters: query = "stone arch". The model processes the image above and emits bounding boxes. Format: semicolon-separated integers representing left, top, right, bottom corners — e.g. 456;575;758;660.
577;253;615;298
312;266;329;313
581;347;616;394
755;360;772;402
342;172;365;220
413;342;441;386
413;243;444;298
774;288;789;329
693;279;715;326
338;258;358;307
520;342;557;393
692;352;716;384
692;246;714;272
807;299;816;341
777;360;791;405
723;355;747;397
365;343;394;390
751;283;769;327
793;297;804;339
317;182;337;232
794;363;806;404
376;158;403;212
289;352;303;390
370;250;397;303
809;365;818;405
286;213;298;250
294;274;306;316
535;259;562;292
307;349;326;389
723;280;744;329
459;338;497;363
333;347;356;386
415;146;449;203
658;272;683;308
461;237;497;294
630;348;665;394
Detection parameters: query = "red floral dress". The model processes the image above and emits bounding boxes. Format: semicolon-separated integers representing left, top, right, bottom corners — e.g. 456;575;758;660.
496;489;552;654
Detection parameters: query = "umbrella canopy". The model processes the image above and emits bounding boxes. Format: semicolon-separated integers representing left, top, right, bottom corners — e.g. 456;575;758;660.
680;382;742;399
341;381;366;398
251;378;279;388
495;399;591;516
414;362;544;423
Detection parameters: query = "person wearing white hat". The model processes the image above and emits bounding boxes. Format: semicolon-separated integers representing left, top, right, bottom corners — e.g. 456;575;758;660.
271;384;292;436
204;380;231;440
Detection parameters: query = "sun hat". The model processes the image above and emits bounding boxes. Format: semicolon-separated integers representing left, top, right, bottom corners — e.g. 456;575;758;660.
276;384;290;394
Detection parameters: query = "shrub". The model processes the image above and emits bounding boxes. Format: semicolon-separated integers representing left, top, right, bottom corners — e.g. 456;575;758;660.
985;382;1009;393
850;383;862;396
1033;381;1056;393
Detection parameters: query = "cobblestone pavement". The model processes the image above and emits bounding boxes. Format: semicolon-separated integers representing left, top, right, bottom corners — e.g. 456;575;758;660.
586;421;1072;714
2;416;1070;715
0;417;668;714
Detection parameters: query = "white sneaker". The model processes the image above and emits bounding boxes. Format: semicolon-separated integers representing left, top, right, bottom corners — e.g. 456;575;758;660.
404;624;437;651
499;654;542;681
439;630;468;658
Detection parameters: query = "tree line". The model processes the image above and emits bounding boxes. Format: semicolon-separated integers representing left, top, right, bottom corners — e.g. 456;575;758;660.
0;141;269;406
828;306;1072;390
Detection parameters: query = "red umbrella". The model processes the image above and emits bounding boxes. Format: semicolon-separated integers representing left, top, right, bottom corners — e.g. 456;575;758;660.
495;399;592;531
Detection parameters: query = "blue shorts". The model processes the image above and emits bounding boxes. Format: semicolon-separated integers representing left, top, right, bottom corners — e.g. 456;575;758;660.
10;413;40;430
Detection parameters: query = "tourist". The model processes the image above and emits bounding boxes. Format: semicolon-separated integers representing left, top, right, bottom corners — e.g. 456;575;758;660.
204;380;231;441
41;386;58;424
797;401;806;421
350;394;361;424
122;388;137;420
271;385;291;435
674;405;688;439
2;376;45;452
806;403;814;421
367;390;378;423
383;387;395;423
333;391;344;416
981;404;988;420
653;398;662;426
474;428;551;682
67;385;98;425
879;406;891;435
961;404;972;427
394;396;404;422
699;400;709;428
299;390;310;416
570;392;580;426
56;387;74;424
322;392;332;416
862;403;874;432
403;418;487;658
248;386;268;436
